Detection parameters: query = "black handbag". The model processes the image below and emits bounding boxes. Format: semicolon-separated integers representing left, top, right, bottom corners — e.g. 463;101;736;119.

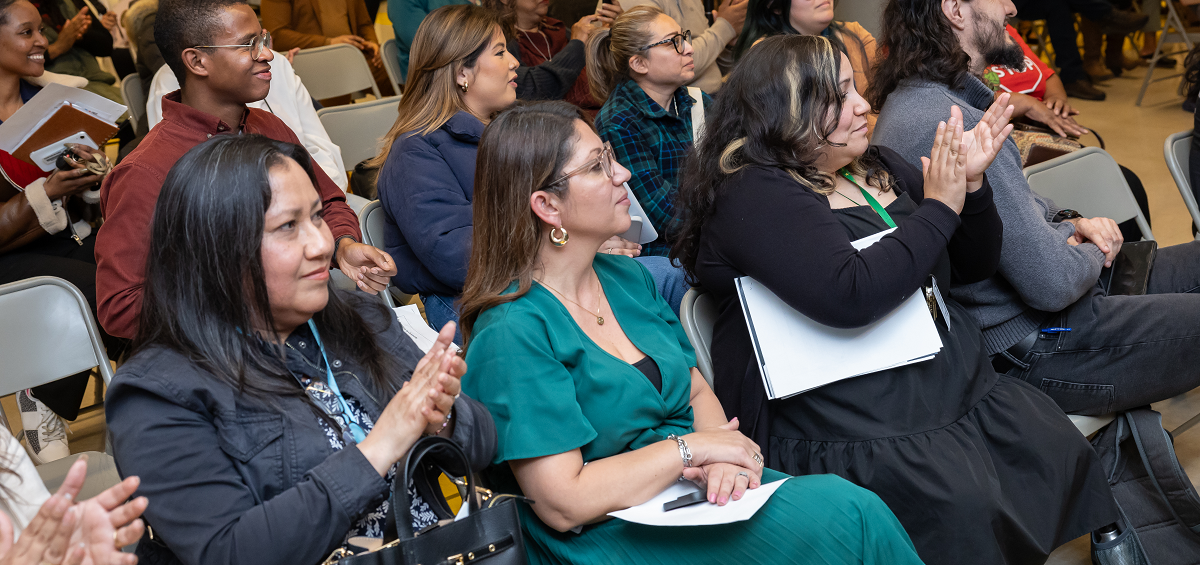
1099;240;1158;296
333;437;528;565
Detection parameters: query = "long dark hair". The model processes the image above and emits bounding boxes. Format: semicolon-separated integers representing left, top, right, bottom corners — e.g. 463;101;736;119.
671;34;891;283
459;101;587;344
136;134;400;403
733;0;865;64
1185;42;1200;101
865;0;971;111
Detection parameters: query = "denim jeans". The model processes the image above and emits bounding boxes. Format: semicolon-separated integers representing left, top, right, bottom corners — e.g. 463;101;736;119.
634;256;689;317
421;293;463;345
1003;241;1200;414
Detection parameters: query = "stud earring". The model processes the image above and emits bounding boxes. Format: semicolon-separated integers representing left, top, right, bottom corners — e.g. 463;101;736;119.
549;226;569;247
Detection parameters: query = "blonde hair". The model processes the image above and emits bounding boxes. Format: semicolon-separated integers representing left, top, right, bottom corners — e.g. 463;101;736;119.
585;5;664;102
368;5;500;169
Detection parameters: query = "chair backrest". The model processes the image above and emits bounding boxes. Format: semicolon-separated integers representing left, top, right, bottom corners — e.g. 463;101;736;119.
1165;129;1200;234
291;44;382;101
380;39;403;94
0;277;114;394
356;199;398;308
1023;146;1154;240
679;288;717;388
120;74;147;134
317;96;401;169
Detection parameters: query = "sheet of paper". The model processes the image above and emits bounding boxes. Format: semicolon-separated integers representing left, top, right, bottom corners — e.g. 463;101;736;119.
619;182;659;245
0;83;126;153
393;304;459;354
736;228;943;400
608;478;789;526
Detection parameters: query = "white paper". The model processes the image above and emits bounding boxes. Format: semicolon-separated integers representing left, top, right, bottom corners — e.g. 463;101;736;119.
736;228;943;400
608;478;789;526
393;305;460;354
619;182;659;245
0;83;126;153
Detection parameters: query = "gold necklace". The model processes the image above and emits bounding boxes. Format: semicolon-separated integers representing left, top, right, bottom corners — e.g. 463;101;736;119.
538;273;605;325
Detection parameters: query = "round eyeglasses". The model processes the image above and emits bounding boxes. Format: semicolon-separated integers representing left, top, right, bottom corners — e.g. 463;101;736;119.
544;142;616;189
638;30;692;54
195;30;274;61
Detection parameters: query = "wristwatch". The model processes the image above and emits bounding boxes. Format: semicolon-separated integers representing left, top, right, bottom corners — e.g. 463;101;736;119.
1053;209;1083;223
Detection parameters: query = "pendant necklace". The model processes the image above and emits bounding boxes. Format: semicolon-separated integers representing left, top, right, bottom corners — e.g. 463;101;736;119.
539;274;605;325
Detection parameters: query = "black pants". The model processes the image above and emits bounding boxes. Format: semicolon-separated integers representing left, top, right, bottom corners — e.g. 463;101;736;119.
1003;240;1200;415
0;232;125;420
1012;0;1117;83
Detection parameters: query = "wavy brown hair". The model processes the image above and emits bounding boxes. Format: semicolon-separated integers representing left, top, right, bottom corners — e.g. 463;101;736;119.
459;101;589;345
865;0;972;111
671;35;892;284
368;5;500;169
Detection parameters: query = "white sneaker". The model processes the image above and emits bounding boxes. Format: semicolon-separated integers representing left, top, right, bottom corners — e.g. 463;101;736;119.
18;390;69;464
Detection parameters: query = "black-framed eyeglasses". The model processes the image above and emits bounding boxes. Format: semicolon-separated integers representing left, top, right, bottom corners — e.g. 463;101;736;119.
195;30;273;61
638;30;691;54
544;141;616;188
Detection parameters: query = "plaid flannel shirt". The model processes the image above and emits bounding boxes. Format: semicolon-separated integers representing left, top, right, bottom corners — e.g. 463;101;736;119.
595;80;711;256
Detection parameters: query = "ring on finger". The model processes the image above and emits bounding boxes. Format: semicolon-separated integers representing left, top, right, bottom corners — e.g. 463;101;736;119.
752;452;763;467
736;471;749;479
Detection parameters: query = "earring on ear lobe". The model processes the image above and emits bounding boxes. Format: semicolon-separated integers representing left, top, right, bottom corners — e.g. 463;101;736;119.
460;81;469;92
549;226;569;247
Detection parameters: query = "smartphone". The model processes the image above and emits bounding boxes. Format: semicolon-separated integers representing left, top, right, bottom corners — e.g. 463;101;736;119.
663;491;708;512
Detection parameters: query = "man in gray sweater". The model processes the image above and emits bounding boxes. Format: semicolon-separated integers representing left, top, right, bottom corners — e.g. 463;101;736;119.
871;0;1200;416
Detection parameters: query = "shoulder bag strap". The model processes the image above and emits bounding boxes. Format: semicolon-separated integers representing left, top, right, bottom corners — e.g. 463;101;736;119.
1126;408;1200;533
687;86;704;143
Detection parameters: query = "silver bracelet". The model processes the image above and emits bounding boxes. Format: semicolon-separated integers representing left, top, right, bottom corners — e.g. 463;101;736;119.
666;434;692;468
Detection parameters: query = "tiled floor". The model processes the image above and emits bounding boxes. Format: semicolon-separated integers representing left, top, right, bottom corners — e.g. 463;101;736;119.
1031;49;1200;565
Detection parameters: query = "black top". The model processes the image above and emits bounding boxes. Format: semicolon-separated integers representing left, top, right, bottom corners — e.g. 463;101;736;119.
692;145;1003;445
631;355;663;393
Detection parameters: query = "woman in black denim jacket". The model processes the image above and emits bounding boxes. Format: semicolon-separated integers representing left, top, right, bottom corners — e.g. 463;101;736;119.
104;134;496;565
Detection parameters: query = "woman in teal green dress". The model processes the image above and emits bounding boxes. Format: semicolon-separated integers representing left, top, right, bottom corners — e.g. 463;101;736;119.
457;100;924;565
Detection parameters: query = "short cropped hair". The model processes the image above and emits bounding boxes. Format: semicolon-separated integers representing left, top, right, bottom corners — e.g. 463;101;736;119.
155;0;248;85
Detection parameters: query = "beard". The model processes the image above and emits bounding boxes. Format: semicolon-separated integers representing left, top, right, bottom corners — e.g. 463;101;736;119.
973;12;1026;70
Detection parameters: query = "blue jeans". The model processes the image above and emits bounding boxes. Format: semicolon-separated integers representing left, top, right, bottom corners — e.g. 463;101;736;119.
421;293;463;345
634;256;689;317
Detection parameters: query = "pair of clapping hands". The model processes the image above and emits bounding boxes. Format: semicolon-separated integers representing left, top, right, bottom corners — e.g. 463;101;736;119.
358;322;463;476
0;456;146;565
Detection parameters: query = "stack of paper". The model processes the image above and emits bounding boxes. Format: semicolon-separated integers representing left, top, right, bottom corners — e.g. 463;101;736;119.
736;229;943;400
619;182;659;245
0;83;126;171
393;305;459;354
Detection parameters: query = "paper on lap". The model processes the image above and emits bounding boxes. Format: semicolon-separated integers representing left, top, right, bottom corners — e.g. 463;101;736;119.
736;228;943;400
394;305;460;354
608;478;790;526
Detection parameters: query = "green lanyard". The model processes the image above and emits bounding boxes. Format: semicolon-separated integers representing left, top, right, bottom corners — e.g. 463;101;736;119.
838;168;896;229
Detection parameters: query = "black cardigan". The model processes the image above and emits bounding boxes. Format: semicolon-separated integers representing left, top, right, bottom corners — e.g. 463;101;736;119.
693;145;1003;445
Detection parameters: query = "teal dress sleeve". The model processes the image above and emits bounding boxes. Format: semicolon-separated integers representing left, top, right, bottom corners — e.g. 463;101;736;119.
463;303;598;465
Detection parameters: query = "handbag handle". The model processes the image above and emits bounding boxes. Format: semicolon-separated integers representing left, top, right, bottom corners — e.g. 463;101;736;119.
391;436;479;542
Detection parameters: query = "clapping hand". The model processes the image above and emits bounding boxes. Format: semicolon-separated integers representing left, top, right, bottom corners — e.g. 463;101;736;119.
960;94;1015;190
335;241;396;295
596;0;623;25
920;113;969;214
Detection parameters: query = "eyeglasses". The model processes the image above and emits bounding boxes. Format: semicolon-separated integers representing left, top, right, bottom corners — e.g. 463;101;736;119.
544;142;616;188
638;30;691;54
195;30;273;61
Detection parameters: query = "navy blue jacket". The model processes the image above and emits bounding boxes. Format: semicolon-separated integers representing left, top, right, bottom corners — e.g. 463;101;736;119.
106;292;496;565
377;111;482;297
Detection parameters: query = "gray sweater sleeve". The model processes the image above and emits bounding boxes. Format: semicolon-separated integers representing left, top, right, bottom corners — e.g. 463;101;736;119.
874;86;1105;313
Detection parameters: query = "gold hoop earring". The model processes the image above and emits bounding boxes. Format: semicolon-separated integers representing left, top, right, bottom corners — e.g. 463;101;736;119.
459;81;469;92
549;226;569;247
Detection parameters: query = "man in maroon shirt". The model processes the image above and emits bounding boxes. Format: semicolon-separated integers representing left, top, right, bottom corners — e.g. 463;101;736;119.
96;0;395;339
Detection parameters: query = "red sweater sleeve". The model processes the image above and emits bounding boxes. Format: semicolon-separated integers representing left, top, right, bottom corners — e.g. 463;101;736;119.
95;162;162;340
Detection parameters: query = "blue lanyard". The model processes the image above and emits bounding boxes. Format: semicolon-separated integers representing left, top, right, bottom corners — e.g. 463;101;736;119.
307;320;368;444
